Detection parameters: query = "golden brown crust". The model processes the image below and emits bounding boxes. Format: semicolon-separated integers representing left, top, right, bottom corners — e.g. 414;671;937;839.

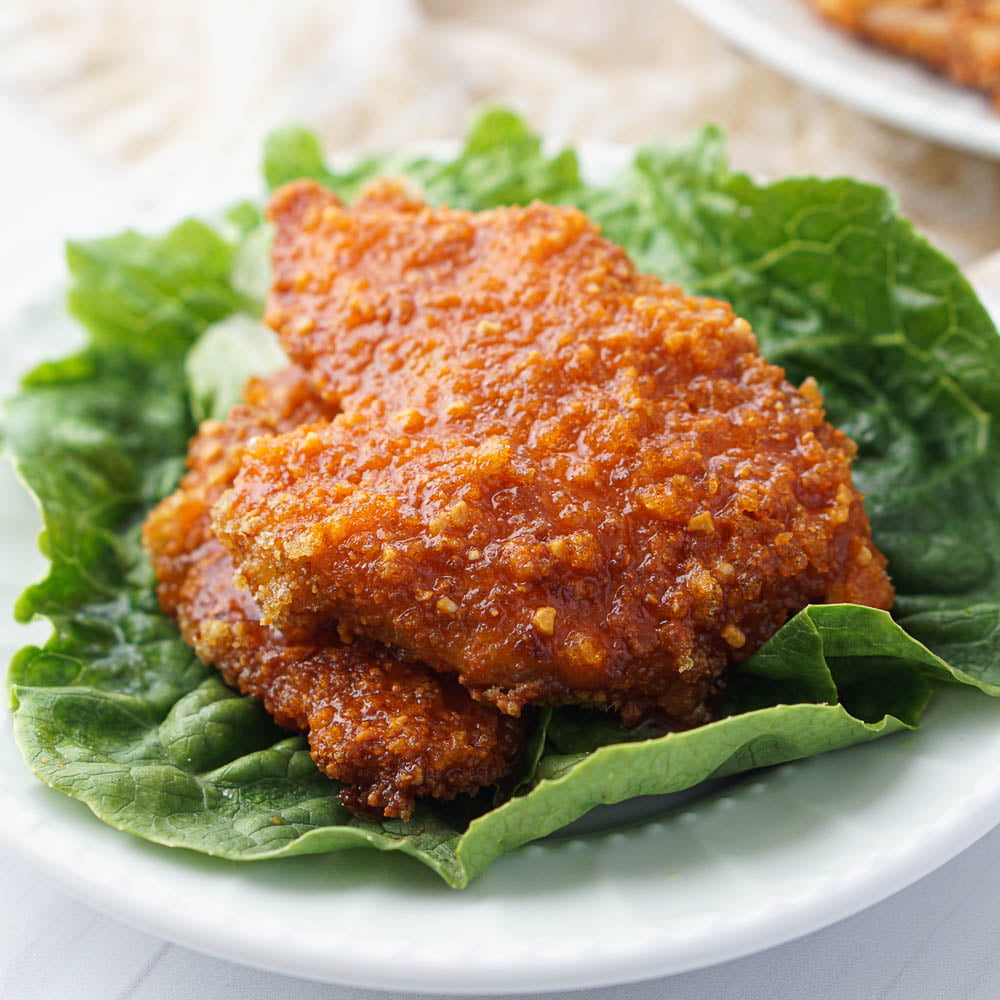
213;182;894;726
806;0;1000;108
143;366;333;615
143;366;526;819
176;542;527;818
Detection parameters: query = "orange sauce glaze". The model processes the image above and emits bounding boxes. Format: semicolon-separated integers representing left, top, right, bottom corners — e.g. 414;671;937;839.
213;181;894;727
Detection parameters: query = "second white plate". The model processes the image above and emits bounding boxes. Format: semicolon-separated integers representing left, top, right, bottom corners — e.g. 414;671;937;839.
677;0;1000;160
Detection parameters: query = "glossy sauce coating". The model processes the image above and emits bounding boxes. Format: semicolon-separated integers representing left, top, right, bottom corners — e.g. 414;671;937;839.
214;182;894;725
143;367;526;818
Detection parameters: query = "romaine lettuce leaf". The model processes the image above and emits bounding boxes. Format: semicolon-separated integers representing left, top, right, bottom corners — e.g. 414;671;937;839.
4;109;999;888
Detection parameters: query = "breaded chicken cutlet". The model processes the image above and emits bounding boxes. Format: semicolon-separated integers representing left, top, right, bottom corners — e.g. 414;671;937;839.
806;0;1000;107
212;180;894;727
143;366;526;819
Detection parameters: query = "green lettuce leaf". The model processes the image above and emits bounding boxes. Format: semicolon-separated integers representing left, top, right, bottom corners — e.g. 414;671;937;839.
5;110;1000;888
264;108;583;209
186;315;286;422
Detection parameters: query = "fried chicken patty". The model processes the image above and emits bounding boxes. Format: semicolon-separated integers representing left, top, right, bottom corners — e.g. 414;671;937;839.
213;181;894;725
143;366;526;818
807;0;1000;107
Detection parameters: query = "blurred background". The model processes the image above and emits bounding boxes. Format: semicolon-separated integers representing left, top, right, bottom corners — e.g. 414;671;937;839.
2;0;1000;267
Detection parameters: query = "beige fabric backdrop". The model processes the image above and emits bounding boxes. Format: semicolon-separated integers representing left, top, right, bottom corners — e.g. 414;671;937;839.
2;0;999;263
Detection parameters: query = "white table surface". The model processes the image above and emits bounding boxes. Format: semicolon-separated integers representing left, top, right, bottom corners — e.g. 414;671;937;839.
2;83;1000;1000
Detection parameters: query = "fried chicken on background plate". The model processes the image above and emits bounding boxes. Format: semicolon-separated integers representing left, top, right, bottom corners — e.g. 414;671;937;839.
806;0;1000;107
212;180;894;727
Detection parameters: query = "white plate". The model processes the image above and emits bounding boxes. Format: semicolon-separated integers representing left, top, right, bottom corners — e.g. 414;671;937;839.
676;0;1000;160
3;147;1000;995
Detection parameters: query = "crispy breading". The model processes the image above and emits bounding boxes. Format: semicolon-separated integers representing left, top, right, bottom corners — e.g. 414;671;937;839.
213;182;894;726
143;366;526;819
146;367;333;618
807;0;1000;107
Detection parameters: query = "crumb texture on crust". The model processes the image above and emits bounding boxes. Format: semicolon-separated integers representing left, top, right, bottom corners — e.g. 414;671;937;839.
806;0;1000;108
143;366;526;820
213;180;894;726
